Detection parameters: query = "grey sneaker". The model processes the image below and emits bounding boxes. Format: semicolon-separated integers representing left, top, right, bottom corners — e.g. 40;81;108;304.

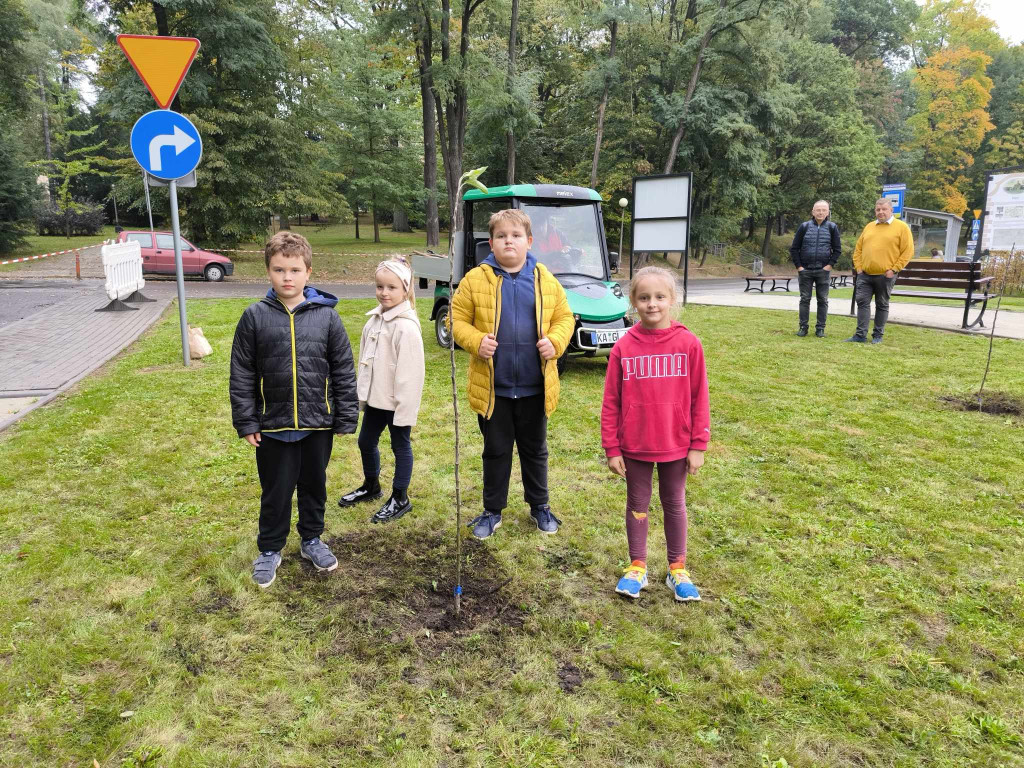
469;511;502;540
300;537;338;572
252;550;282;588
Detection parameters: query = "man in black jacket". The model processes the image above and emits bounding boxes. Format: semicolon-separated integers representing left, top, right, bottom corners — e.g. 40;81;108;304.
230;232;359;588
789;200;841;337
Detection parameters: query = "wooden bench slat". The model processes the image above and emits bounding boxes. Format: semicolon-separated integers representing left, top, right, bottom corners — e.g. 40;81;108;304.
905;260;974;270
890;291;985;300
895;278;973;289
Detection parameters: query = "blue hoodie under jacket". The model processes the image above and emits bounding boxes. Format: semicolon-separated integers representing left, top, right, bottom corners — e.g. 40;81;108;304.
482;252;544;399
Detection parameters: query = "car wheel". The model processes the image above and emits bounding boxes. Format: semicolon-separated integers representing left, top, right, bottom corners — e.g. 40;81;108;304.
204;264;225;282
435;303;453;348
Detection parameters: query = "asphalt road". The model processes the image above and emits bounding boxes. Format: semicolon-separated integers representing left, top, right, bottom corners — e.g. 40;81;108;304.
0;275;743;330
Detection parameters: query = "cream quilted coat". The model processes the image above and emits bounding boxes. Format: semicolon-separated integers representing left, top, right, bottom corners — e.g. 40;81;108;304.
451;261;574;419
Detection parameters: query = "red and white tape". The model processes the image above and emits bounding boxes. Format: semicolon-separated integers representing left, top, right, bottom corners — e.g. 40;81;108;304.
0;243;105;267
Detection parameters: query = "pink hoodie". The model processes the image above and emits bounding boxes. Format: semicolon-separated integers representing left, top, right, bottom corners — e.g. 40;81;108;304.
601;321;710;462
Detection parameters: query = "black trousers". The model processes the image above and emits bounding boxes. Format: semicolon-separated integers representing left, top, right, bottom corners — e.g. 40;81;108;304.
255;430;334;552
798;268;830;331
358;405;413;491
854;273;896;339
478;394;549;512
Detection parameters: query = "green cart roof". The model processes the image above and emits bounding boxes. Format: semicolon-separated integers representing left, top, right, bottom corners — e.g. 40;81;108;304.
464;184;603;202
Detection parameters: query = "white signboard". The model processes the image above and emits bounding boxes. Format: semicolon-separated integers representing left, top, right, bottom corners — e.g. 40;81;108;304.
981;169;1024;252
631;174;691;253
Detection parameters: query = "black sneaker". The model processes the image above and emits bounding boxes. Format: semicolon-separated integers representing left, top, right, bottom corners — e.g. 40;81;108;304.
371;495;412;524
529;504;562;534
469;511;502;540
842;335;868;343
796;327;808;337
338;479;382;507
815;328;825;337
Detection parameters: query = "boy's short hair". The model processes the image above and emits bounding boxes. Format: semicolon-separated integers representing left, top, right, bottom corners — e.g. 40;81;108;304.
488;208;532;239
265;231;313;269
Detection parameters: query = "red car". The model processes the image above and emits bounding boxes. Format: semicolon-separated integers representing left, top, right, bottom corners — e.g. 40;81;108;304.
117;230;234;281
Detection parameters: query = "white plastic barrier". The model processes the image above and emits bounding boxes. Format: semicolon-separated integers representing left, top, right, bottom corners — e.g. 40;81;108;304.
101;241;145;301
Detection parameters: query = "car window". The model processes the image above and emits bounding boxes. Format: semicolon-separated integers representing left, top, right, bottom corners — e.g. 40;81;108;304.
126;233;153;248
521;203;605;278
155;234;175;249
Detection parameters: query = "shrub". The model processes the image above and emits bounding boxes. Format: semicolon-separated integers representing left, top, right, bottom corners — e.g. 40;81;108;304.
35;200;106;237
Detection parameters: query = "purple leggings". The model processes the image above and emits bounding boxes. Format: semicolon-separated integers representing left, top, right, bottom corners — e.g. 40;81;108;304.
624;456;688;565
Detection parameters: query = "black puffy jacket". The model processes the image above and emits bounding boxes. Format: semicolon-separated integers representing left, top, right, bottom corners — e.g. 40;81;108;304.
230;287;358;437
789;218;841;270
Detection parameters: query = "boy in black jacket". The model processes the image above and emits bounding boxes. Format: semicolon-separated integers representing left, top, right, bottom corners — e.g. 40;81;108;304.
230;232;358;588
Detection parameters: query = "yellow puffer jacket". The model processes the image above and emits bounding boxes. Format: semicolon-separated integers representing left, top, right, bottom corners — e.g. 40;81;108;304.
451;261;575;418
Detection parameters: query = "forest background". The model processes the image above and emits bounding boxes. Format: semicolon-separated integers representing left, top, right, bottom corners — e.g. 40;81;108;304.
1;0;1023;264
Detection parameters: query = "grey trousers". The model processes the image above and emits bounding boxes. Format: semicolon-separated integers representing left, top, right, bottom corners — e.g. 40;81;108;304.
854;273;896;339
798;268;830;330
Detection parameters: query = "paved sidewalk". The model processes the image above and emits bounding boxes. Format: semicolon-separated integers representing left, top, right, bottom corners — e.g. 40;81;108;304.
686;283;1024;340
0;289;172;431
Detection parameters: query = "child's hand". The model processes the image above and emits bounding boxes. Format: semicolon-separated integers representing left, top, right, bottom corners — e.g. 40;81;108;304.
478;333;498;359
608;456;627;478
536;335;556;360
243;433;262;447
686;449;704;475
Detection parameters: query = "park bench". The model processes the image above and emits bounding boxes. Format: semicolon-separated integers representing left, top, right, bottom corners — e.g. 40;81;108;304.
849;259;995;329
829;271;853;288
744;275;793;292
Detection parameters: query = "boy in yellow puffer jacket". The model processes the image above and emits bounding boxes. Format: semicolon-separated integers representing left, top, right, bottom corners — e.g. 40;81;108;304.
451;209;575;540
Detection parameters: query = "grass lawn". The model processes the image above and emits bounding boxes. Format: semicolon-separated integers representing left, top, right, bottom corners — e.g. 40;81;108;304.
2;302;1024;767
227;222;451;283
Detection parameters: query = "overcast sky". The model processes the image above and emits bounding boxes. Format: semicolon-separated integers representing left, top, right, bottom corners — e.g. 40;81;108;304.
974;0;1023;45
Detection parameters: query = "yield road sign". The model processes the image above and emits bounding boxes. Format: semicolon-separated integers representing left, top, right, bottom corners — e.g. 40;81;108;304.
117;35;200;109
130;110;202;181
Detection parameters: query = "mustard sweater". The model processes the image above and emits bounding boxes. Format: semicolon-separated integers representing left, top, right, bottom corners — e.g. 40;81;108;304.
853;218;915;275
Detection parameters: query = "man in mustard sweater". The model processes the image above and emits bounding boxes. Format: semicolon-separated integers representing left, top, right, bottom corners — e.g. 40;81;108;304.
846;198;915;344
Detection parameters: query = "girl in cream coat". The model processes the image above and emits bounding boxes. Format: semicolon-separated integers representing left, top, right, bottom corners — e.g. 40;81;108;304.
338;256;425;523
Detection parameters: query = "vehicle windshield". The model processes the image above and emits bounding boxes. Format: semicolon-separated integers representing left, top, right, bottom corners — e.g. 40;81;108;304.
522;203;605;279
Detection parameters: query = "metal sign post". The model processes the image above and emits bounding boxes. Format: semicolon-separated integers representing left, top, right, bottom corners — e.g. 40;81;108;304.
630;173;693;304
119;34;202;368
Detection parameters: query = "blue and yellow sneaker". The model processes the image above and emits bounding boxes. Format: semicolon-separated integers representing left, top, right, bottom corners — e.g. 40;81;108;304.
666;567;701;602
615;563;648;599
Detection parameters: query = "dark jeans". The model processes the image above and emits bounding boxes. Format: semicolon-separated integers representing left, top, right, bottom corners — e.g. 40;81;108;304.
477;394;549;512
854;273;896;339
798;268;830;330
255;430;334;552
358;405;413;492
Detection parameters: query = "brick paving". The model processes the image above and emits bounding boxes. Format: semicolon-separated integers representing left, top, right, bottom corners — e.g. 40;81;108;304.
0;290;171;397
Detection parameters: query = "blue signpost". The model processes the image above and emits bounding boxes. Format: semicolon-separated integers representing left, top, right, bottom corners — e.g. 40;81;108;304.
882;183;906;219
130;110;203;366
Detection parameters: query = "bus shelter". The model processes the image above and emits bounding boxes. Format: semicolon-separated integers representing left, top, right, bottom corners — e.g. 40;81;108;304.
901;207;964;261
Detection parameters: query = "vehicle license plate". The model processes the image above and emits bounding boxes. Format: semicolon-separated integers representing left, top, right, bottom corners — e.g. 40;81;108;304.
593;329;626;345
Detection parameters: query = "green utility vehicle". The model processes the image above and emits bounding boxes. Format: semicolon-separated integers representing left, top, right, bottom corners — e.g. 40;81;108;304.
412;184;631;372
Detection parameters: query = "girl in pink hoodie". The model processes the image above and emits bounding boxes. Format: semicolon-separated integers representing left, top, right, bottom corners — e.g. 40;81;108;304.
601;267;710;601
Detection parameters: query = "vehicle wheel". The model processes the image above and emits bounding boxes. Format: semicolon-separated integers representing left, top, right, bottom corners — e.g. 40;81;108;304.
435;303;453;348
204;264;225;282
557;351;568;375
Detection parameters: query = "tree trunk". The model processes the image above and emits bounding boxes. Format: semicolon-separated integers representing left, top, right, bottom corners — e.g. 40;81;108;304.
762;215;774;258
354;210;360;239
506;0;519;184
151;2;170;36
373;204;380;243
415;35;440;248
590;17;618;190
393;208;411;232
777;213;784;236
38;67;53;204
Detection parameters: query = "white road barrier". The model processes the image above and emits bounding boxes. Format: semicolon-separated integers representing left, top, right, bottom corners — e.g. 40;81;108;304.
101;241;145;301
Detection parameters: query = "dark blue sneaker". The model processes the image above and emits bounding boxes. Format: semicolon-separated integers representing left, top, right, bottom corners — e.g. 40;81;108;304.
469;511;502;540
529;504;562;534
300;537;338;572
252;550;282;588
870;336;883;344
842;335;868;343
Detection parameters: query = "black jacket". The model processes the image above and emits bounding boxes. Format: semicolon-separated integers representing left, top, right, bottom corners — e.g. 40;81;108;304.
230;287;358;437
789;218;841;270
